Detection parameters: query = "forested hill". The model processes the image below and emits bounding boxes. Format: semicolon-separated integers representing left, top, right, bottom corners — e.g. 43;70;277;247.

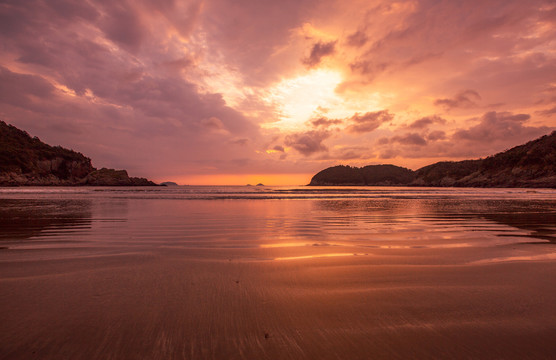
0;120;156;186
309;131;556;188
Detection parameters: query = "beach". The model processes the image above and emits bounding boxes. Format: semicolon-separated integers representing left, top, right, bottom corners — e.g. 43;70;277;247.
1;186;556;359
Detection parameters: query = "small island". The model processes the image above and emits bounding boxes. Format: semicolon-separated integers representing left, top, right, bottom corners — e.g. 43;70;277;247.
309;131;556;188
160;181;179;186
0;120;157;186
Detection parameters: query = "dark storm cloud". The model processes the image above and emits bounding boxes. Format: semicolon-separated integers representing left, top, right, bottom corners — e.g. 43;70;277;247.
302;41;337;68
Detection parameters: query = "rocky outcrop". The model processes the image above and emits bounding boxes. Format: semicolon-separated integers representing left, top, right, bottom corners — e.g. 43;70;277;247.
85;168;155;186
0;120;157;186
309;131;556;188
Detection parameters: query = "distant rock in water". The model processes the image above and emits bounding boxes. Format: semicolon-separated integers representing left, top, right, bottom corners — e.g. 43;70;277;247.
256;183;264;186
309;131;556;188
160;181;179;186
0;120;157;186
309;164;415;186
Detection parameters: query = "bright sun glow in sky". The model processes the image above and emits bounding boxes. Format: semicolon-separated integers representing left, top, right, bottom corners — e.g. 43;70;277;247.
263;69;345;129
1;0;555;184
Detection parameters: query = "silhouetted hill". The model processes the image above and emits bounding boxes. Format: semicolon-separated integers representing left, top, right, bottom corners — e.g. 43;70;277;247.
309;164;415;186
0;120;156;186
413;160;482;187
309;131;556;188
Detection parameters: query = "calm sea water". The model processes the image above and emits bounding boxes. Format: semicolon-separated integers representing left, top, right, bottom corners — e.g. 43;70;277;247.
1;186;555;257
1;186;556;359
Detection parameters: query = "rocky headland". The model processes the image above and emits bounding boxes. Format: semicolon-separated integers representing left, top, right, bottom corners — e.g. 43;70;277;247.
309;131;556;188
0;121;157;186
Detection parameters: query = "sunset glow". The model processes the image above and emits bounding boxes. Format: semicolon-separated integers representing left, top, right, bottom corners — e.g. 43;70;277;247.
263;69;345;129
1;0;555;184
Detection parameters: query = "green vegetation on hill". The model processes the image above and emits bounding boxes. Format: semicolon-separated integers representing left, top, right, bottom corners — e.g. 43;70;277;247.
309;164;415;186
0;121;93;178
414;160;482;186
310;131;556;188
0;120;156;186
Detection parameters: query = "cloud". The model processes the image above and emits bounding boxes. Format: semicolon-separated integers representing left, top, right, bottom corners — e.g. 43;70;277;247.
0;0;555;181
349;60;390;77
374;110;552;162
453;111;542;141
346;30;368;47
390;133;428;146
100;2;146;52
434;90;482;110
0;66;56;109
334;146;371;160
201;0;324;85
347;110;393;133
378;148;399;160
442;111;551;157
231;138;249;146
200;117;228;134
536;106;556;117
284;130;330;156
302;41;337;68
310;117;342;128
0;0;265;179
427;130;446;141
407;115;446;129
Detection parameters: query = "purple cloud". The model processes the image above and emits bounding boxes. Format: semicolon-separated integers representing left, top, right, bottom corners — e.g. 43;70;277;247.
302;41;337;68
310;117;343;128
407;116;446;129
284;130;330;156
434;90;481;110
347;110;393;133
391;133;428;146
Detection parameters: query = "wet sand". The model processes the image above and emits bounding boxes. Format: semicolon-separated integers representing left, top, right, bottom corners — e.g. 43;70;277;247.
1;191;556;359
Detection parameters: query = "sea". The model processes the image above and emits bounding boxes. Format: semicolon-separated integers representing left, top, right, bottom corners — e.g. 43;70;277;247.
1;186;556;359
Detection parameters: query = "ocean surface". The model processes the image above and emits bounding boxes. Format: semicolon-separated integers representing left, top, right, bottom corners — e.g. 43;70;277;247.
1;186;556;359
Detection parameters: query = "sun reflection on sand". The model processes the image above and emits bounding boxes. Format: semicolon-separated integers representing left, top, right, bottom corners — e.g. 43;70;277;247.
274;253;368;261
260;242;338;248
471;252;556;264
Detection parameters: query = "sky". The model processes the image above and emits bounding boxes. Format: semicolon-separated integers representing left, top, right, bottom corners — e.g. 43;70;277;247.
1;0;555;185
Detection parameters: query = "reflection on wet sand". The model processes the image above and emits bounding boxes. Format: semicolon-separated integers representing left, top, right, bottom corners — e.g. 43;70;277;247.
1;194;556;359
482;211;556;243
275;253;369;261
472;252;556;264
0;199;93;242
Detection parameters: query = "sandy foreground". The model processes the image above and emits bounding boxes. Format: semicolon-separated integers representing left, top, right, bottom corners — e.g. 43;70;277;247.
2;246;556;359
1;195;556;359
